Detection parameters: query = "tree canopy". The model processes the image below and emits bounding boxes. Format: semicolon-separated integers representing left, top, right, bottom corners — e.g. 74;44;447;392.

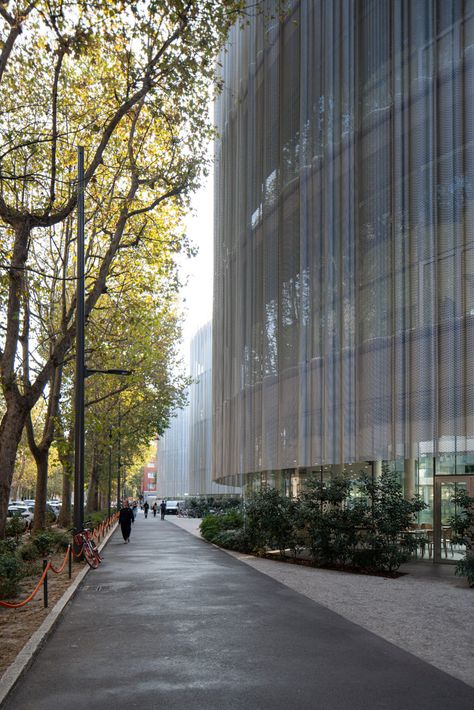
0;0;257;536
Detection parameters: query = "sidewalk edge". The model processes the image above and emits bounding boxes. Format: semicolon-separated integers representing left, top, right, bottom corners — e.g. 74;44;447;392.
0;523;118;708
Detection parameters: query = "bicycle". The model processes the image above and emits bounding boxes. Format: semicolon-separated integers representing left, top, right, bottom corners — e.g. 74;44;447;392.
71;526;102;569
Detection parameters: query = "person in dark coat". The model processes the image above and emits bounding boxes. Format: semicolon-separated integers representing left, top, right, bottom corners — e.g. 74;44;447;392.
160;500;167;520
152;502;158;518
143;501;149;519
119;501;134;543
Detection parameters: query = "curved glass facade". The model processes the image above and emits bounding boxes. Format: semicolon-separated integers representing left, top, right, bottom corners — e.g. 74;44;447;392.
213;0;474;487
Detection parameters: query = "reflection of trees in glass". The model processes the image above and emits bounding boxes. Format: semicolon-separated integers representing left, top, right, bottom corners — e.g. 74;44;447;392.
264;298;278;376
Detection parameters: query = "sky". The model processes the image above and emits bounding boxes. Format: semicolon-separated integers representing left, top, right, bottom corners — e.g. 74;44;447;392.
177;158;214;365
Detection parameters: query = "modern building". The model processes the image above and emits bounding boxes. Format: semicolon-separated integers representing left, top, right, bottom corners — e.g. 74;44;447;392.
141;442;158;500
156;404;190;499
212;0;474;562
157;322;240;499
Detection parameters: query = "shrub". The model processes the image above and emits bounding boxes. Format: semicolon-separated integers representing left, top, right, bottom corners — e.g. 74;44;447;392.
30;531;58;556
299;478;366;567
0;554;24;599
245;488;297;556
6;515;28;540
86;511;109;529
19;530;69;561
455;551;474;587
19;541;39;561
200;515;223;542
299;471;426;572
213;529;252;553
0;537;19;556
450;490;474;586
200;510;244;544
357;471;427;572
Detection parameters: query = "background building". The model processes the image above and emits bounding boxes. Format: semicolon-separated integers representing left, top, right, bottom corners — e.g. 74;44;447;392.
212;0;474;560
141;443;158;499
157;322;240;499
156;405;190;499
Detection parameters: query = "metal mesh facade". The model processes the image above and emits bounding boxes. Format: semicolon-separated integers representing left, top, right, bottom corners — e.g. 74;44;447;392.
212;0;474;485
156;404;189;499
189;323;241;495
158;323;241;497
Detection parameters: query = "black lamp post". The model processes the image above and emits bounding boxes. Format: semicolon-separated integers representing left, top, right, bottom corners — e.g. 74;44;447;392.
107;427;112;517
73;147;133;533
73;147;85;535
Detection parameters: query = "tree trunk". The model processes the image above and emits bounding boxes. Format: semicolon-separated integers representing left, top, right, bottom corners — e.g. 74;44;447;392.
58;472;72;529
0;402;28;538
31;448;49;532
57;427;73;529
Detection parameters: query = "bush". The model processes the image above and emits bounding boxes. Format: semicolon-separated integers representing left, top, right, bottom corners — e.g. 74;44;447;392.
6;515;28;539
30;531;58;556
298;470;426;573
19;541;40;561
19;530;69;560
0;554;24;599
455;551;474;587
213;529;252;553
86;511;109;529
0;537;19;556
200;510;244;544
203;470;427;575
299;478;366;567
450;490;474;586
356;471;427;572
245;488;297;556
200;515;222;541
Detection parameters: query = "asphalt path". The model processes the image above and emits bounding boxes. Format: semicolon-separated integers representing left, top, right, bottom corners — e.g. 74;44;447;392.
4;513;474;710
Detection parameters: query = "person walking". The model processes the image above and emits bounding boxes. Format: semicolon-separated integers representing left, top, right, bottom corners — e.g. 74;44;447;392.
143;501;149;519
152;502;158;518
160;500;167;520
119;501;134;543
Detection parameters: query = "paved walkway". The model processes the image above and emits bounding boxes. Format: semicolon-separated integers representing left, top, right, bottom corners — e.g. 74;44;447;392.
168;519;474;688
3;513;474;710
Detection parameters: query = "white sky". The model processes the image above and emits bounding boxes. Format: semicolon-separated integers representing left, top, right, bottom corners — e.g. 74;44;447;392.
177;156;214;364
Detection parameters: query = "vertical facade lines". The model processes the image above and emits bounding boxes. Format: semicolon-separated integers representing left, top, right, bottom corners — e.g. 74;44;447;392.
212;0;474;484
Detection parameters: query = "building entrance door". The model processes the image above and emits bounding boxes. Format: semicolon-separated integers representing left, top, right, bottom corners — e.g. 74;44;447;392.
433;476;474;563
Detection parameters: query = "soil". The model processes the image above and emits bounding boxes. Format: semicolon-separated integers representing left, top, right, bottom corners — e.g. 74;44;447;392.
0;551;88;679
260;551;405;578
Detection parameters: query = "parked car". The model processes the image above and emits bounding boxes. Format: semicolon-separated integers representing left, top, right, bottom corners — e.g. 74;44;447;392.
47;501;61;518
7;504;33;528
164;500;180;515
29;503;58;523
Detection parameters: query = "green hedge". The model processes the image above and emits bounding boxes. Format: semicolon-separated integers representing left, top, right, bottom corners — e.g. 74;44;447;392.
200;471;427;574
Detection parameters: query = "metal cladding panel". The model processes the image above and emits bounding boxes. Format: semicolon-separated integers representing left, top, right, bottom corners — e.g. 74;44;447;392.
189;323;241;495
156;406;189;499
159;322;242;497
212;0;474;484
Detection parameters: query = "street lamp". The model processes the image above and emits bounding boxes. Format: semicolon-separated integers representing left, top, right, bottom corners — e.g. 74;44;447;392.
73;145;133;532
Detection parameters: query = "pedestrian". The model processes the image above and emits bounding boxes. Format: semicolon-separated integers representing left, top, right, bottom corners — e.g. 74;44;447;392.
160;500;167;520
119;501;134;543
152;502;158;518
132;501;138;520
143;500;149;519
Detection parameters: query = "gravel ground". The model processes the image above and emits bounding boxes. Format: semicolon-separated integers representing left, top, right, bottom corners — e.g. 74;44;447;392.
168;516;474;688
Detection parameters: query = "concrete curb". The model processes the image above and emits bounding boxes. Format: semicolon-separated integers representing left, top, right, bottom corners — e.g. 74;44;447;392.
0;523;118;708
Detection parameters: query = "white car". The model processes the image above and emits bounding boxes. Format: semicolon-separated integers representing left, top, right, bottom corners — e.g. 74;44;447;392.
163;500;180;515
7;504;33;527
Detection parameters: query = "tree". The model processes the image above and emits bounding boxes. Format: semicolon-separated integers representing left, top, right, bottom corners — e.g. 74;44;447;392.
0;0;252;537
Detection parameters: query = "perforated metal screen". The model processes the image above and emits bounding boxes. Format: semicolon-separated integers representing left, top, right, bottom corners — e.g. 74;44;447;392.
212;0;474;484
